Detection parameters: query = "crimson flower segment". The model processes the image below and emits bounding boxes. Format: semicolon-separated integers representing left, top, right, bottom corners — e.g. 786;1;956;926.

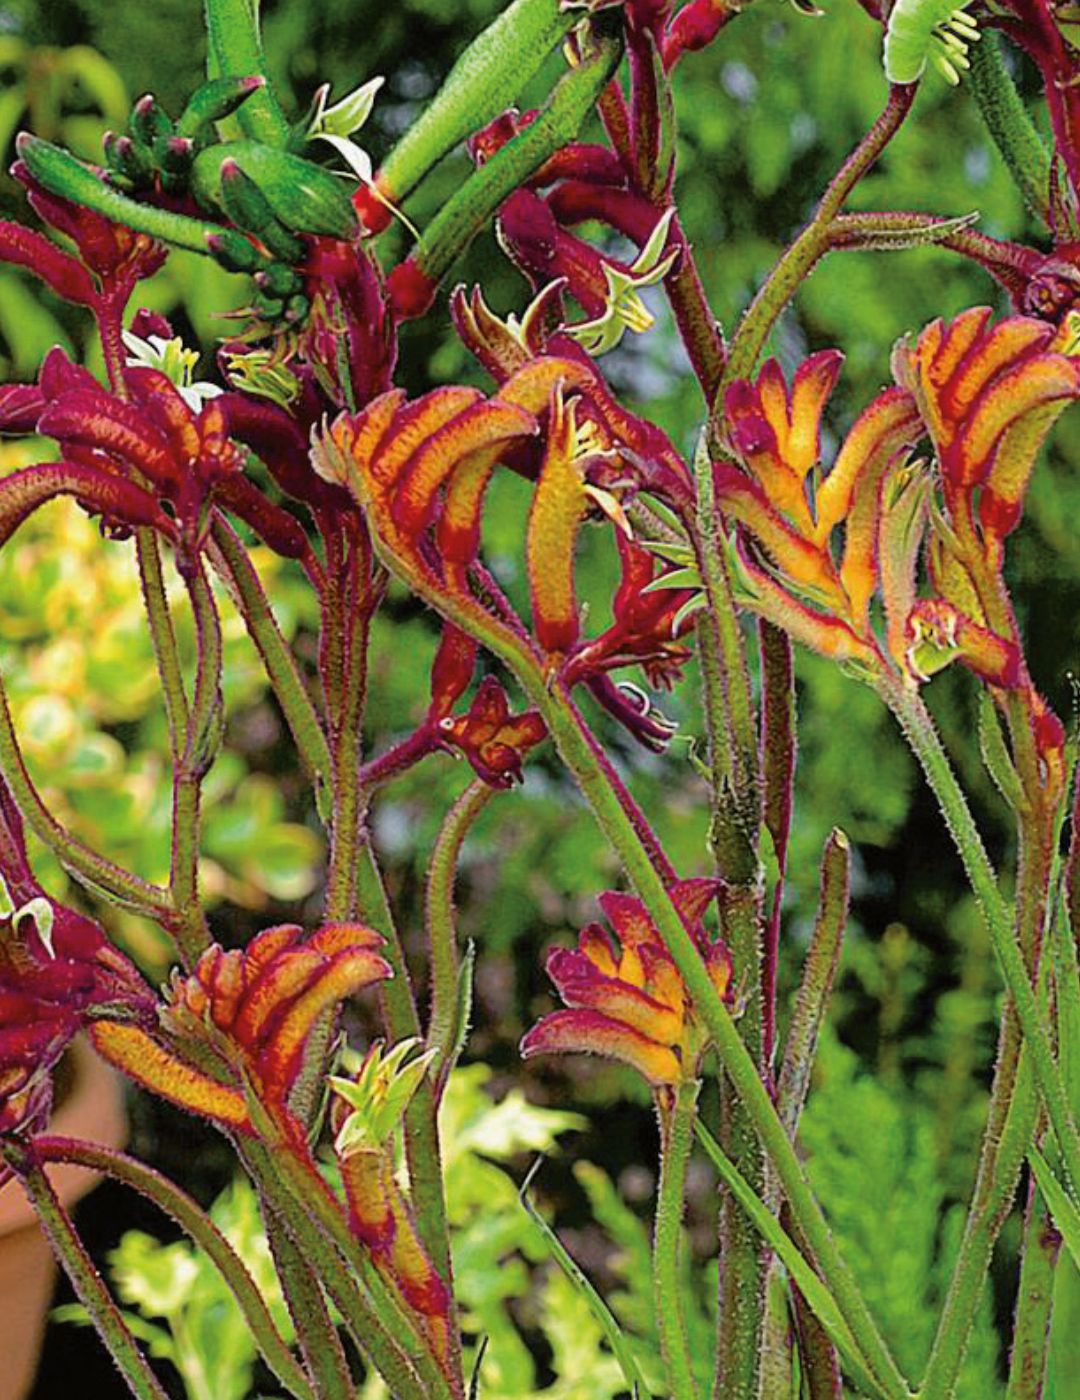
522;879;732;1090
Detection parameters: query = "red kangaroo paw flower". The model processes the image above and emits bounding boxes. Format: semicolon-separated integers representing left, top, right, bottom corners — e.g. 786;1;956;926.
522;881;731;1090
435;675;547;788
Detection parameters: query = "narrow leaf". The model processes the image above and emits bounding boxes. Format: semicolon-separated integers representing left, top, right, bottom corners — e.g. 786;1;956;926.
519;1157;653;1399
693;1122;885;1400
1030;1148;1080;1275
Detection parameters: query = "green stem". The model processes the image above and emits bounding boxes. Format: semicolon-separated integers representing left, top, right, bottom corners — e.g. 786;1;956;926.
209;517;331;781
203;0;290;144
1;1144;169;1400
693;415;766;1400
170;566;221;965
655;1079;704;1400
776;829;850;1143
918;1005;1036;1399
0;671;172;919
33;1136;312;1400
425;779;493;1081
968;33;1052;226
355;838;453;1289
324;637;368;921
525;678;909;1400
263;1198;355;1400
242;1132;454;1399
136;532;189;761
1006;1166;1059;1399
882;680;1080;1198
720;84;915;389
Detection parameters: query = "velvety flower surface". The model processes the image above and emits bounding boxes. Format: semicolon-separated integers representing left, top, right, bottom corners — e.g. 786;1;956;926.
522;879;731;1088
91;922;391;1140
719;351;924;671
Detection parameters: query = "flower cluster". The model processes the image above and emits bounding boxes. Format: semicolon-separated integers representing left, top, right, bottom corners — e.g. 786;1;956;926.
522;879;731;1091
91;922;391;1143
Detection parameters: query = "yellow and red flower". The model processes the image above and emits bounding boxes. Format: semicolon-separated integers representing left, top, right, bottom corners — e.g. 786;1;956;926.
521;879;731;1089
330;1041;454;1372
718;351;924;671
91;922;390;1143
894;307;1080;563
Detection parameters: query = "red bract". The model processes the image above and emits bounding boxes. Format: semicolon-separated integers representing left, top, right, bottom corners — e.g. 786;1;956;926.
91;922;391;1143
522;879;731;1090
300;237;397;409
11;148;167;302
0;786;150;1145
565;532;694;690
434;675;546;788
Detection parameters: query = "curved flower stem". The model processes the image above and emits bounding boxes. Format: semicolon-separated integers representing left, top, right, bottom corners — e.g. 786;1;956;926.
1;1141;170;1400
520;674;909;1400
98;293;193;790
664;212;727;402
655;1079;704;1400
425;778;493;1087
32;1135;313;1400
881;679;1080;1195
324;632;368;921
357;725;440;793
170;564;221;964
136;532;190;758
720;83;916;391
208;516;331;782
0;670;172;919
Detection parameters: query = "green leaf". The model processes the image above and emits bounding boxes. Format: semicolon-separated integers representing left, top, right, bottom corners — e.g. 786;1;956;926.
1030;1148;1080;1276
519;1158;654;1399
694;1121;887;1399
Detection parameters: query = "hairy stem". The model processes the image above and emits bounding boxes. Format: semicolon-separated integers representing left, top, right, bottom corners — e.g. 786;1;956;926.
33;1136;312;1400
655;1079;704;1400
1006;1166;1059;1399
525;676;909;1400
209;516;331;780
882;680;1080;1197
425;778;493;1085
2;1143;169;1400
721;83;915;388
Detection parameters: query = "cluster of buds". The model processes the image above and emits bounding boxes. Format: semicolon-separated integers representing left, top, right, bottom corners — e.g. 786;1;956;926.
330;1041;454;1372
522;878;732;1095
